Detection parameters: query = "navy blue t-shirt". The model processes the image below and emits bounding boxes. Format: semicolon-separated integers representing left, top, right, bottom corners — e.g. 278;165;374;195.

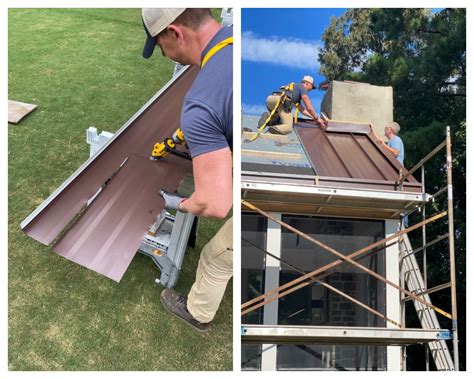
289;83;308;104
180;27;233;158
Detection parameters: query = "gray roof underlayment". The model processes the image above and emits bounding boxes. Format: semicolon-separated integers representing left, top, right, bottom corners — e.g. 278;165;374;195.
242;114;314;175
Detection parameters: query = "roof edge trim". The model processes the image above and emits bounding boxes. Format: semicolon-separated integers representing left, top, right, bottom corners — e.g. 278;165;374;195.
241;180;427;203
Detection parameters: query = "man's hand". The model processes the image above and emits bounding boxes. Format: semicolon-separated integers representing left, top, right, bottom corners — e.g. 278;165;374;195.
159;189;187;212
315;117;326;128
370;123;383;143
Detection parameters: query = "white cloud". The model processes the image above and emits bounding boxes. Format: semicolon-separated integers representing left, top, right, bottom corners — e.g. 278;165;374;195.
242;31;321;70
242;103;267;116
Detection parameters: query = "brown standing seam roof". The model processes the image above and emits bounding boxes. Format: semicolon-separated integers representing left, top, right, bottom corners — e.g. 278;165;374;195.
22;66;197;245
53;154;189;282
21;67;197;281
295;120;421;192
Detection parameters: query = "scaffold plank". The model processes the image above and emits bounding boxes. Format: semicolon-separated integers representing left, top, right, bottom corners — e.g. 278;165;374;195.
241;325;452;346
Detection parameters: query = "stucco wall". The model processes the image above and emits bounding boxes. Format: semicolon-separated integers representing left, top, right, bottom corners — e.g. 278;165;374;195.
321;81;394;138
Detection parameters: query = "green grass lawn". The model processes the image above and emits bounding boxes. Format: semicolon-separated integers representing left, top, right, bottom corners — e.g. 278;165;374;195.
8;8;232;371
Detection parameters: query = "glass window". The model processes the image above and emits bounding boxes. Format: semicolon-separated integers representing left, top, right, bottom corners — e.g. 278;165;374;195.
241;213;267;370
277;344;386;371
277;216;386;370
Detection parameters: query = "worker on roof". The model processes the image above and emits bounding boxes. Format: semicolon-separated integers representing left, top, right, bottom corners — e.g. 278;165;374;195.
258;75;326;135
374;122;405;166
373;122;407;227
141;8;232;333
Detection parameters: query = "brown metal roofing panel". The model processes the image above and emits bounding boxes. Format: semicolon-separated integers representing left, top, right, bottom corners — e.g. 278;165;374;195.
295;123;421;192
52;154;190;282
325;133;386;180
299;127;350;178
347;134;390;180
358;132;419;184
22;66;198;245
354;135;405;181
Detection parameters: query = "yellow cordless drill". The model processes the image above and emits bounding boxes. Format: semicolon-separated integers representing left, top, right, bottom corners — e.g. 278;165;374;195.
172;128;186;146
151;128;191;161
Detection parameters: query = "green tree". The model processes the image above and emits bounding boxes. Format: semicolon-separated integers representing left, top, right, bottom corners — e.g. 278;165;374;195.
319;8;466;370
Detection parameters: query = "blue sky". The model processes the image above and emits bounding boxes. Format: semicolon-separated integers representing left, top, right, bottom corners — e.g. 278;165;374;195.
242;8;348;116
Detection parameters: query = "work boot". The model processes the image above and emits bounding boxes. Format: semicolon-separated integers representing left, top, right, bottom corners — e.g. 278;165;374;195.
257;111;270;128
160;288;211;333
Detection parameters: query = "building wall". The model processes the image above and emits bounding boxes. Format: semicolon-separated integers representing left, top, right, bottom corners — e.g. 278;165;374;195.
385;219;402;371
321;80;393;138
261;214;281;371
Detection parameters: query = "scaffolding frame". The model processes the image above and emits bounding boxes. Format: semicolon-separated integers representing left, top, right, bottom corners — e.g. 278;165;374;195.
241;126;459;370
242;325;452;346
397;126;459;370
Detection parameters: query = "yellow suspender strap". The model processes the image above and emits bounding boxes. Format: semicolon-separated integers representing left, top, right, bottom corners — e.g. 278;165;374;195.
283;83;298;122
201;36;233;68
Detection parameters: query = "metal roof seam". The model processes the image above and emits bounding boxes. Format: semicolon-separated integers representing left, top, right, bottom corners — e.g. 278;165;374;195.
52;154;190;282
349;133;390;181
295;125;421;192
22;66;197;245
320;129;353;178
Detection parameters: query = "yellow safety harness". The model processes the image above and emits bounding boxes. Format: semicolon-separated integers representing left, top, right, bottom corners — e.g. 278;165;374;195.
151;37;233;161
201;36;233;68
245;82;299;143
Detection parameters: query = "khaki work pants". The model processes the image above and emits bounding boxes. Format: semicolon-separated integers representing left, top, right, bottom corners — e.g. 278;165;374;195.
265;94;293;135
187;217;233;323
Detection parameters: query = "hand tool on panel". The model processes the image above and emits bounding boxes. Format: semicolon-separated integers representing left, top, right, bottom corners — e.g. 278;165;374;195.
150;128;191;161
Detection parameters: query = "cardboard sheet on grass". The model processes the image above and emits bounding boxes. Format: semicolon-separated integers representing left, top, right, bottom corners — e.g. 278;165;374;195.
8;100;37;124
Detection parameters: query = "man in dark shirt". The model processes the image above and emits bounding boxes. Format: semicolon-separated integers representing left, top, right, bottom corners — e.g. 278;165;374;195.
141;8;232;333
260;76;325;134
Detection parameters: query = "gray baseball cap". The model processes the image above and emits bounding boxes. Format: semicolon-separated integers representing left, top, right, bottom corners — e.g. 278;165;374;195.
142;8;186;58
